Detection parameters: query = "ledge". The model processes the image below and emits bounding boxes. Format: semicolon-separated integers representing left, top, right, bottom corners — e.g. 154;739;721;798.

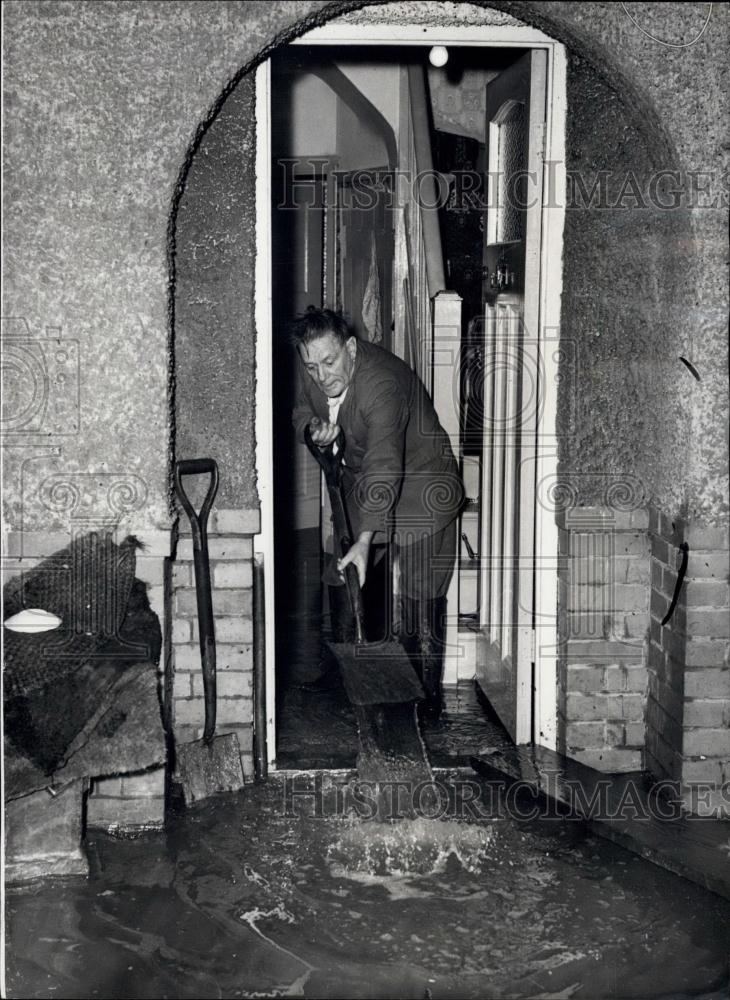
556;507;650;531
176;508;261;537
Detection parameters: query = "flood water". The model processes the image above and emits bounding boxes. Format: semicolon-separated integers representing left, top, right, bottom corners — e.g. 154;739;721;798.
277;679;514;769
5;774;730;999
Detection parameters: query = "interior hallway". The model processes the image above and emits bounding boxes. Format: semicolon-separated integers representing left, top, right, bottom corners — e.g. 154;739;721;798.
275;528;513;770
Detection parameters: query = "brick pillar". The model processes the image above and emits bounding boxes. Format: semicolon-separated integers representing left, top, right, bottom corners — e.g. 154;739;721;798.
557;507;650;772
646;510;685;784
169;508;259;780
647;508;730;816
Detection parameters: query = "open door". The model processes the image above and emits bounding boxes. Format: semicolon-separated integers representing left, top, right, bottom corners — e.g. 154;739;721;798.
477;49;547;743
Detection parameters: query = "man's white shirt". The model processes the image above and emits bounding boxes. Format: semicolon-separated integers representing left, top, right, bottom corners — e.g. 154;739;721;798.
327;388;348;456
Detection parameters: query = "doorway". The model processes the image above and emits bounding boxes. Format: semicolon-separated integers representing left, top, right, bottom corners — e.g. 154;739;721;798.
255;22;566;769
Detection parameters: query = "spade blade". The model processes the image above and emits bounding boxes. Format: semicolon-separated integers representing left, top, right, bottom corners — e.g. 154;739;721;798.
327;640;424;706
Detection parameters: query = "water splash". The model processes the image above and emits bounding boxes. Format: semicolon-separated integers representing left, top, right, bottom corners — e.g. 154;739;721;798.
327;817;497;878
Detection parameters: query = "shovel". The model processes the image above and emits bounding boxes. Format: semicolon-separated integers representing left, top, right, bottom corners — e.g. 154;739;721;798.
174;459;244;804
304;425;432;795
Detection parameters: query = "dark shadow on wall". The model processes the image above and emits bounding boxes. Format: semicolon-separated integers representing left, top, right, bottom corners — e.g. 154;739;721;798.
555;54;694;512
170;75;257;512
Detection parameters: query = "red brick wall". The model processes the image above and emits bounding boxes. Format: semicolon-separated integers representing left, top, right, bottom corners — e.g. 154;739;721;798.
169;508;259;781
556;503;729;816
647;509;730;814
557;507;650;772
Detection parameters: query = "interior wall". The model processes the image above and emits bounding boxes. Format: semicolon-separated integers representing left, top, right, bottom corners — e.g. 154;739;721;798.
272;73;338;157
336;62;402;136
272;65;389;169
336;94;389;171
428;64;498;141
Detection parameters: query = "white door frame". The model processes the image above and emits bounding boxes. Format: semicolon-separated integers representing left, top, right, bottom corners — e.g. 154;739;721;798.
255;19;566;767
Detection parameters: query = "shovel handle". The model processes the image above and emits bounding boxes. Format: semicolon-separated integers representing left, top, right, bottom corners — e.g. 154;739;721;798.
304;424;366;645
175;458;219;538
174;458;219;744
303;423;346;481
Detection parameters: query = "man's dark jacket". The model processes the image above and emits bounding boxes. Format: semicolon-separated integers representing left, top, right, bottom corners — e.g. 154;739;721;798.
293;339;464;540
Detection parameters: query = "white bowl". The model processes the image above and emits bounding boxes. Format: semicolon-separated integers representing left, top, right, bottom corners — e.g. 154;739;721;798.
4;608;63;633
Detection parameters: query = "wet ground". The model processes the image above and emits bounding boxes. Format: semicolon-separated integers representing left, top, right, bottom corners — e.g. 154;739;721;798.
6;774;730;999
277;680;513;769
274;528;518;772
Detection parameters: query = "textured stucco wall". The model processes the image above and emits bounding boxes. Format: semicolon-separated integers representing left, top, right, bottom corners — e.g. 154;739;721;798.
507;2;727;524
2;0;331;532
3;0;728;534
542;6;728;524
556;54;695;515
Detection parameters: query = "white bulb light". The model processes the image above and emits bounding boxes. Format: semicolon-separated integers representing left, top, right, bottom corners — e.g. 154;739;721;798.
429;46;449;68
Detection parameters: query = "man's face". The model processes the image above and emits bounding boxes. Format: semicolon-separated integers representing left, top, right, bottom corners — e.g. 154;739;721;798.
298;333;357;398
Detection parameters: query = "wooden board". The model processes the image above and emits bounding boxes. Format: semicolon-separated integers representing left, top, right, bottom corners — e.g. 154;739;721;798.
328;639;433;818
354;703;434;820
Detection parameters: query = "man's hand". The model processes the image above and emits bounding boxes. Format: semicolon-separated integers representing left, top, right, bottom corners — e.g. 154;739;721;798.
309;417;339;449
338;533;374;588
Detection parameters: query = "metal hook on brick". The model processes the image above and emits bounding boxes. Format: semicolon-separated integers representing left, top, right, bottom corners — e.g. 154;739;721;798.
661;542;689;627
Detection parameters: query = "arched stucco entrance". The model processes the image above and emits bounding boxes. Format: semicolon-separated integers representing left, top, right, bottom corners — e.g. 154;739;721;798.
169;0;689;520
168;2;725;816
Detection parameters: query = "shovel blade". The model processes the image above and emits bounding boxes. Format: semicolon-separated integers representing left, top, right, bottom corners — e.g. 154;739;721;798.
327;640;424;706
176;732;244;805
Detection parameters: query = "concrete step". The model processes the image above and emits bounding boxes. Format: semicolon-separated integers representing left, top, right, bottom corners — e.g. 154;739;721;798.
471;743;730;902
